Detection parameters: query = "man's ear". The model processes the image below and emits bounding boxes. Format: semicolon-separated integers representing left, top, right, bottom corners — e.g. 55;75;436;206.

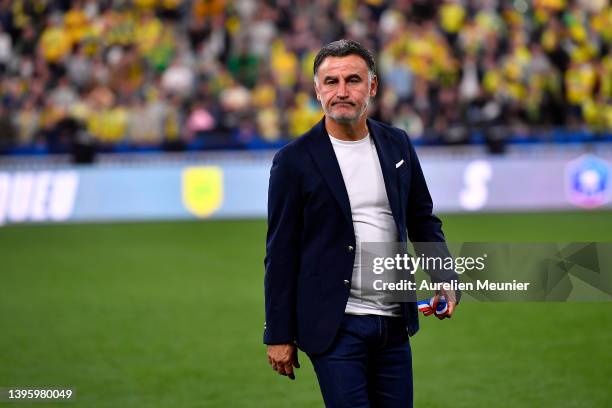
370;75;378;97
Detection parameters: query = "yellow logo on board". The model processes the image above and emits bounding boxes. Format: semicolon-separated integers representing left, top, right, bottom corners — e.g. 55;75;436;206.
182;166;223;218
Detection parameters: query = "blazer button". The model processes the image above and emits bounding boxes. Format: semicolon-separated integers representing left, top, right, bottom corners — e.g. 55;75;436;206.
343;279;350;287
347;245;354;252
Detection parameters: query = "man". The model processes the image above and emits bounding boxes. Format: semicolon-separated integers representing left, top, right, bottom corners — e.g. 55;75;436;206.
264;39;457;407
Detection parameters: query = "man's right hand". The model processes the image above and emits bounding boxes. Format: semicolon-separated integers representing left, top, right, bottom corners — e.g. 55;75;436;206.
267;344;300;380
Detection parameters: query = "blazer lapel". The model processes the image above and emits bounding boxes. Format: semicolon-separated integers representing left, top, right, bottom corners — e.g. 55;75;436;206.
367;119;403;236
305;119;354;227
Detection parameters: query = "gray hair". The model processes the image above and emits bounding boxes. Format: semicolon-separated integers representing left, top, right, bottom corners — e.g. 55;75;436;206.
313;39;377;77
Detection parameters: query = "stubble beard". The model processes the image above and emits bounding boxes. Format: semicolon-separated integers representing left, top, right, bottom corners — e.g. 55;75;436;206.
325;98;370;125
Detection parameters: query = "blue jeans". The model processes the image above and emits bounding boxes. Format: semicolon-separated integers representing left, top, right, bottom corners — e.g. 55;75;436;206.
307;314;413;408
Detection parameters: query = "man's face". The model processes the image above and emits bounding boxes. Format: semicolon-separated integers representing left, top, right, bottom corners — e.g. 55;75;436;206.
314;55;377;125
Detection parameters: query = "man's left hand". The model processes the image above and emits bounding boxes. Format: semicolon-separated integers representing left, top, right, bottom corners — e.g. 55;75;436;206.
432;288;457;319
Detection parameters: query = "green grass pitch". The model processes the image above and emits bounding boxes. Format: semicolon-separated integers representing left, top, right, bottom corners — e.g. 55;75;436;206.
1;212;611;407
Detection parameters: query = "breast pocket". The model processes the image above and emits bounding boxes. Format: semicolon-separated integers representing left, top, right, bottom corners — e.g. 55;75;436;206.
396;156;411;189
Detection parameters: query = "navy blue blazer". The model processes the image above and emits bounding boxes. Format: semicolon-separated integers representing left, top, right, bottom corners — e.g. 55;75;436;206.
264;117;447;355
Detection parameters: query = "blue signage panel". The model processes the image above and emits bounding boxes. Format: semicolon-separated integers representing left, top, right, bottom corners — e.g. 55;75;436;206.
0;153;611;226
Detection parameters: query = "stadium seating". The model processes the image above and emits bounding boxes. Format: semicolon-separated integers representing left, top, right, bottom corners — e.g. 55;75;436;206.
0;0;610;155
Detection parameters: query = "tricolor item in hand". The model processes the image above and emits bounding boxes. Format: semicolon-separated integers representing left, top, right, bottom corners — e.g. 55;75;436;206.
417;296;449;318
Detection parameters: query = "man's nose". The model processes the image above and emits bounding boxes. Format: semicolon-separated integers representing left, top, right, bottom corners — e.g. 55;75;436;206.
337;81;348;98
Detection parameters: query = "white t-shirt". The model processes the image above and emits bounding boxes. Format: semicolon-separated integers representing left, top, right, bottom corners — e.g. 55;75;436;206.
329;133;401;317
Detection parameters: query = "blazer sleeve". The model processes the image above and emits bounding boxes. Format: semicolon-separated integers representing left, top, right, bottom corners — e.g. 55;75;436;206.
403;132;460;295
403;132;445;243
263;148;303;345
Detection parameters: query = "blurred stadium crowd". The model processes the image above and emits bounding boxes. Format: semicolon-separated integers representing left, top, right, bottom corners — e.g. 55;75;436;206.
0;0;610;155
